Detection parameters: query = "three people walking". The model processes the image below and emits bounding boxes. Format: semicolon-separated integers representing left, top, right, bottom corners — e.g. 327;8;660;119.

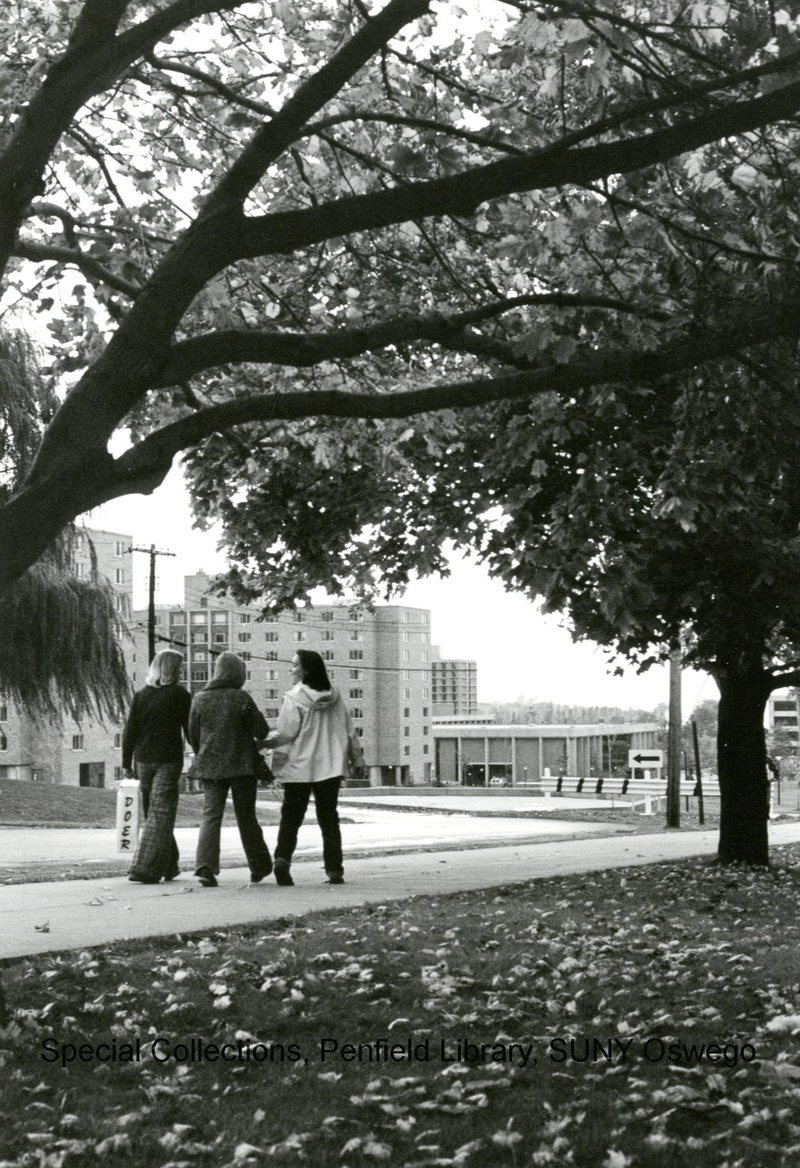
122;646;364;888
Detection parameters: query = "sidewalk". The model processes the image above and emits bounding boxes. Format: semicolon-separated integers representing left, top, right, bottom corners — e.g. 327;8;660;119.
4;821;800;960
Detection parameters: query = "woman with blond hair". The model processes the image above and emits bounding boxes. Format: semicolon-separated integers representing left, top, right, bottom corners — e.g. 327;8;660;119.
123;649;191;884
189;651;273;887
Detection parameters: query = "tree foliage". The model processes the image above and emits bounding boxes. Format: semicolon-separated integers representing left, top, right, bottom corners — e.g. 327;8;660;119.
0;330;129;720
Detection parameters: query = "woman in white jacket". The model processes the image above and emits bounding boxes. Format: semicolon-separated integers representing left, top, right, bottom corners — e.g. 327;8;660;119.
266;649;364;886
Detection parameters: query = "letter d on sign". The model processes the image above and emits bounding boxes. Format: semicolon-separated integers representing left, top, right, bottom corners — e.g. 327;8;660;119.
115;779;140;853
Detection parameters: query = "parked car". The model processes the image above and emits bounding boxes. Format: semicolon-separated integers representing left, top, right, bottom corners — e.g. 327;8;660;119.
489;776;510;788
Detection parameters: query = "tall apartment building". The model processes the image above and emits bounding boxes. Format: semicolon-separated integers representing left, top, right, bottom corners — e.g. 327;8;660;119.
0;527;133;786
768;690;799;746
132;572;435;786
431;649;478;716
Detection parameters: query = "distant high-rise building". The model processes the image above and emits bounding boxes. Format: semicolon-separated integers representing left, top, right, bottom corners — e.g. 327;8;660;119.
431;649;478;716
132;572;435;786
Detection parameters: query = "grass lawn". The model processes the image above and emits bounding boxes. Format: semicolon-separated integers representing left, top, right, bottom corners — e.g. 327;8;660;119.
2;848;800;1166
0;778;283;829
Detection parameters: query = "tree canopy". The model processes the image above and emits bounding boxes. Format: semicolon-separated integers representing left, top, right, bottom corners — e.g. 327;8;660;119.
2;0;800;589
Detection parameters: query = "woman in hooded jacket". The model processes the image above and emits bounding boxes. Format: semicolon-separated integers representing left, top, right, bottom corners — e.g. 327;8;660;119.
266;649;364;886
188;651;273;888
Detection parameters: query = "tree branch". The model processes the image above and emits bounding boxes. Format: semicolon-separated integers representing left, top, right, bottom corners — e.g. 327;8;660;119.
202;0;431;215
153;293;673;385
236;77;800;259
13;239;141;298
117;297;800;487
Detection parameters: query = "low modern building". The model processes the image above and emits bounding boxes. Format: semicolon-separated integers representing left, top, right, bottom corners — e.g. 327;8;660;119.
433;722;660;787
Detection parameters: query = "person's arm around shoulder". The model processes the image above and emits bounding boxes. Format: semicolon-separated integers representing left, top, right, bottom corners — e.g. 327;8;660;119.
187;693;203;754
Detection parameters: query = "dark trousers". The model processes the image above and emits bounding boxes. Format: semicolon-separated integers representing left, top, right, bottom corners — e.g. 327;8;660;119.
130;762;181;879
195;775;272;877
276;777;343;876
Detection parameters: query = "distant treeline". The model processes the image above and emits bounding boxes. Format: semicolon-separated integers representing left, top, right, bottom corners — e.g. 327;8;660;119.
479;701;665;725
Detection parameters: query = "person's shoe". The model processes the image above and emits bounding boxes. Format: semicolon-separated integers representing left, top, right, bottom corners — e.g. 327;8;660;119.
128;874;160;884
196;867;218;888
164;868;181;882
250;856;273;884
325;872;345;885
274;862;294;887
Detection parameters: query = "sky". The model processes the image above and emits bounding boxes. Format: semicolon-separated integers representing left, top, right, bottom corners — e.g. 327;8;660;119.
87;466;714;715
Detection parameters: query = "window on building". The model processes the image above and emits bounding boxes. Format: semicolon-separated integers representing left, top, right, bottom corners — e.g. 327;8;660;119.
421;651;429;663
213;632;227;644
350;669;364;680
403;610;410;622
73;561;85;578
241;651;251;662
294;631;307;642
0;704;7;722
266;669;279;680
200;596;208;607
423;688;429;699
322;650;335;661
349;609;363;621
402;630;409;641
265;688;279;699
423;724;429;736
422;632;429;643
265;650;278;661
322;611;334;622
191;613;208;625
403;687;411;699
211;611;227;624
402;650;410;662
115;594;127;613
194;649;207;662
352;708;363;719
422;707;428;718
238;613;251;624
114;732;121;748
355;726;364;737
322;629;335;641
294;611;305;622
349;650;364;661
246;669;252;681
350;688;363;699
403;745;410;755
72;734;85;751
265;631;279;642
114;540;127;557
191;667;209;682
0;731;7;751
238;632;251;643
114;765;123;781
404;707;410;718
423;744;429;754
403;669;410;680
265;707;280;719
403;726;410;737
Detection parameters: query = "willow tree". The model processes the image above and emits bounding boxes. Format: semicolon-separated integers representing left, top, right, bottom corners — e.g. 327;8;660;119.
0;331;129;720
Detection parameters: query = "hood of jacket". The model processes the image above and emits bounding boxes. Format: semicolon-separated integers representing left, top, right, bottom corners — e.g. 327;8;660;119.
288;683;340;711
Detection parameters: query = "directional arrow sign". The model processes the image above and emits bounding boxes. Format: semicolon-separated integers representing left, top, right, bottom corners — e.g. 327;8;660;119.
629;750;664;768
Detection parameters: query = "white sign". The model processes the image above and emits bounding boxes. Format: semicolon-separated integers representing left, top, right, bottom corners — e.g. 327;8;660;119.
115;779;140;854
628;749;664;769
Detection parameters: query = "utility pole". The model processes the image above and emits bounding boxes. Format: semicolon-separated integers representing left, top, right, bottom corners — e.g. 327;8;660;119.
666;647;682;828
129;545;176;662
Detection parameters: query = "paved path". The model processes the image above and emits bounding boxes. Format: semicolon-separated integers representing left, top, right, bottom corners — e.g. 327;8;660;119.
0;803;616;872
4;822;800;960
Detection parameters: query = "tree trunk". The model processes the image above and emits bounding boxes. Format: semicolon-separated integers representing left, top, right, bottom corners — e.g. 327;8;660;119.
715;666;772;865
